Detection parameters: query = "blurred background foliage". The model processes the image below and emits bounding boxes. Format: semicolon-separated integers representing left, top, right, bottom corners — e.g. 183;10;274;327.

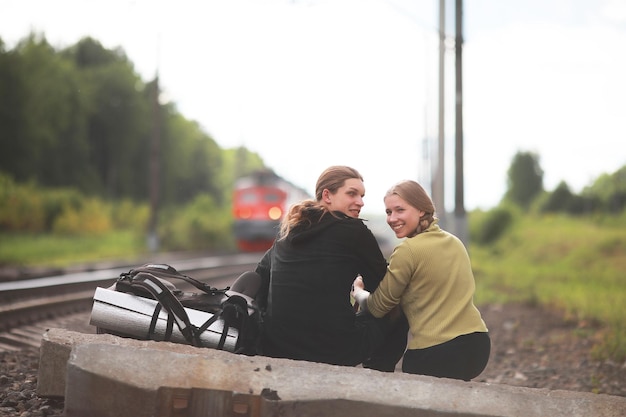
1;34;267;252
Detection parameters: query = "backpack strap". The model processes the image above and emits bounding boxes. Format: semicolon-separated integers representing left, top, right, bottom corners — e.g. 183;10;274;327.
148;303;162;339
125;263;229;296
123;271;201;346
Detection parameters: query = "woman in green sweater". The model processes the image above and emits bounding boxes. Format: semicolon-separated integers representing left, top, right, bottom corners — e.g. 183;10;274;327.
352;180;490;380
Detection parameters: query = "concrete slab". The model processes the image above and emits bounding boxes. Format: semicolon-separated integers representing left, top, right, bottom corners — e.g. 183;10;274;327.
38;328;626;417
38;327;223;397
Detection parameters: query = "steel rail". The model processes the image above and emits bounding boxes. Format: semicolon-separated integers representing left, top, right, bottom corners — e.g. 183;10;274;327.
0;253;260;338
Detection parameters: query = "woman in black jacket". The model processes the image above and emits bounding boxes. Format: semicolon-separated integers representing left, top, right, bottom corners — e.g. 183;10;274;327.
251;166;407;370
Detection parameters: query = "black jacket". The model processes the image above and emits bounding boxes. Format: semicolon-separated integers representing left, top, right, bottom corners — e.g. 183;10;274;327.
255;210;387;366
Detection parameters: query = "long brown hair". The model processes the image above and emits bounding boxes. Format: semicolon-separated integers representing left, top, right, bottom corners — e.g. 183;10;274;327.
385;180;436;235
278;166;363;239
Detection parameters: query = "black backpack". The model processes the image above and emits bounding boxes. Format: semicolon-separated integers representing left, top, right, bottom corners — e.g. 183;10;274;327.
96;263;263;355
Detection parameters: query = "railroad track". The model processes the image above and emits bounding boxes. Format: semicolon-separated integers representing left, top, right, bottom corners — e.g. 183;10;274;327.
0;253;261;352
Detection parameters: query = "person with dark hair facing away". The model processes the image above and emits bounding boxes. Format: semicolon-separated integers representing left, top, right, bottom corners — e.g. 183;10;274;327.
234;166;408;370
352;180;490;381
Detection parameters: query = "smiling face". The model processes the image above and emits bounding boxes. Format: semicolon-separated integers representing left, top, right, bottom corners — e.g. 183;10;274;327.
321;177;365;218
384;193;425;238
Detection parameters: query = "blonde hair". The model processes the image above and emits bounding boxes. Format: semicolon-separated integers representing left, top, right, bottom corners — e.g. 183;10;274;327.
385;180;436;235
278;166;363;239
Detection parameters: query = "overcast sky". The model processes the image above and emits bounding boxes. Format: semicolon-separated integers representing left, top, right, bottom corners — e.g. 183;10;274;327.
2;0;625;216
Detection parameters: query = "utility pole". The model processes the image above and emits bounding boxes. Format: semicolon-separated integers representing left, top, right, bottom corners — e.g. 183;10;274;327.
454;0;467;244
148;32;162;253
148;75;161;252
432;0;446;226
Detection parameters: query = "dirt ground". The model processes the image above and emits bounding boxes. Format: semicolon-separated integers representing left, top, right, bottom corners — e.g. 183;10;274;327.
474;302;625;397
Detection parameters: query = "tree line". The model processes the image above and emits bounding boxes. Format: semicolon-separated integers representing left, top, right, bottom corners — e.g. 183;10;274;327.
0;33;264;208
1;34;624;245
470;151;626;245
504;151;626;215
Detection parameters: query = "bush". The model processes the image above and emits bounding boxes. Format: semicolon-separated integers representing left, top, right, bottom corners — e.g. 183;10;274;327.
52;198;112;236
0;174;46;232
0;174;235;251
158;194;235;251
41;188;83;230
470;206;515;245
111;199;150;232
539;182;603;215
540;181;574;213
0;174;144;236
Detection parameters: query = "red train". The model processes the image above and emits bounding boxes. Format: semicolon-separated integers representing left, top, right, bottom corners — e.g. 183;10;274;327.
232;169;310;252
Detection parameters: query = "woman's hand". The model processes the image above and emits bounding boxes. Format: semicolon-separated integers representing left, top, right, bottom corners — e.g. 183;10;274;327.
352;275;365;292
351;275;370;312
350;275;365;298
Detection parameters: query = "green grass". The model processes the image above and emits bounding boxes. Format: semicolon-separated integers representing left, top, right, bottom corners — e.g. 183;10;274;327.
470;213;626;362
0;231;148;268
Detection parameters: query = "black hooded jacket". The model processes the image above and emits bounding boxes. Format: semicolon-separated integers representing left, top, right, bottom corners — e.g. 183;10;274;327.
255;209;388;366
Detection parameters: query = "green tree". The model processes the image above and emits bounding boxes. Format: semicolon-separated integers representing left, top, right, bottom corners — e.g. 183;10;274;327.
541;181;574;213
583;166;626;213
218;146;265;205
233;145;265;178
0;33;266;210
159;109;225;206
0;38;28;178
0;34;89;186
64;37;151;198
504;151;544;208
540;181;603;215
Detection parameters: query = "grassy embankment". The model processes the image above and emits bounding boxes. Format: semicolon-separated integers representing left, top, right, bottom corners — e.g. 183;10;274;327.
0;230;147;268
1;213;624;361
470;213;626;362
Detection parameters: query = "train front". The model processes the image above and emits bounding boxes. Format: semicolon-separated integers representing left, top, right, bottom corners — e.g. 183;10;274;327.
232;171;288;252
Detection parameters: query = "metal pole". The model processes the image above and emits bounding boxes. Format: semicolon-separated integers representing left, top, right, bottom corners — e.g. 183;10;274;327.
454;0;467;243
148;75;160;252
433;0;446;225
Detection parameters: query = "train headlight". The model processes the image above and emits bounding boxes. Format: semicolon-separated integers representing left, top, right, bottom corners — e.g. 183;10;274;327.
268;206;282;220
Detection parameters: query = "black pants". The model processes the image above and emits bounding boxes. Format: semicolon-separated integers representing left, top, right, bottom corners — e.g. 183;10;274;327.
402;332;491;381
358;309;410;372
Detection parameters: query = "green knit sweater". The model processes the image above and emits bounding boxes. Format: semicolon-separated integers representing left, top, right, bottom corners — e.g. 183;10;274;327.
368;220;488;350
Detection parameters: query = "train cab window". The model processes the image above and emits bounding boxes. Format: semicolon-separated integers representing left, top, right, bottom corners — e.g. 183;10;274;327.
240;192;258;203
264;192;282;203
